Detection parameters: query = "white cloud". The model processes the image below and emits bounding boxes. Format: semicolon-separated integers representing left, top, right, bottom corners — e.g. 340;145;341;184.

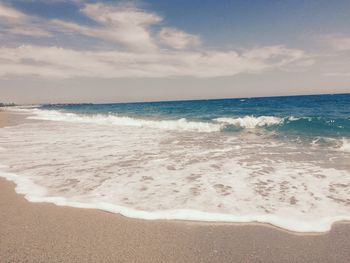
80;3;161;50
0;45;305;79
322;35;350;51
54;5;200;51
0;2;309;79
158;27;201;49
50;3;161;50
1;24;52;37
0;2;24;19
0;2;51;37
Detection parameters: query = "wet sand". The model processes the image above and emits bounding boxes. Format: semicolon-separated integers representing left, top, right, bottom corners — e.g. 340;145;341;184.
1;109;350;262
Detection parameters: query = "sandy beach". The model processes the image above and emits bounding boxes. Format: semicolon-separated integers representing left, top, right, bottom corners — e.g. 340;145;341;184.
1;109;350;263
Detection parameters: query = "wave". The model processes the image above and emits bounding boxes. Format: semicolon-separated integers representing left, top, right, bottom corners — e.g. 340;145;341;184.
23;109;286;132
216;115;350;136
26;109;222;133
23;108;288;131
14;108;350;137
215;116;283;128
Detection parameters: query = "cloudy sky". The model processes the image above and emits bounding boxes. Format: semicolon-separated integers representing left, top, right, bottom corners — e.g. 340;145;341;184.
0;0;350;104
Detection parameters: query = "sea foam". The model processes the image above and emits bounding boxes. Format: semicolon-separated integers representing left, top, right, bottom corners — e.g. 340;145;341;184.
339;138;350;153
26;109;222;132
24;108;285;131
0;110;350;233
215;116;282;128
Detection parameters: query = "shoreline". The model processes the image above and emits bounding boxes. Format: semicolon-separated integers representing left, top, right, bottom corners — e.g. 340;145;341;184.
1;109;350;262
2;177;350;262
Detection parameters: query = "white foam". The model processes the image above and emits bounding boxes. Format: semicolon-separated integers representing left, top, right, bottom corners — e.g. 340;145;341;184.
215;116;282;128
26;109;222;133
0;170;48;199
1;110;350;233
14;108;285;131
0;165;349;233
311;137;350;153
287;116;301;121
339;138;350;153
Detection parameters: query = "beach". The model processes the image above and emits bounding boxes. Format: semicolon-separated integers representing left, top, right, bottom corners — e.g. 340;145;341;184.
1;0;350;261
0;109;350;262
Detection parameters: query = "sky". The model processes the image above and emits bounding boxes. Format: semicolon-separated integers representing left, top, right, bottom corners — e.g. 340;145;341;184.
0;0;350;104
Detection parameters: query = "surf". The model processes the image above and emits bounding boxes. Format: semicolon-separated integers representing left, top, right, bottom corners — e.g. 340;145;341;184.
1;94;349;233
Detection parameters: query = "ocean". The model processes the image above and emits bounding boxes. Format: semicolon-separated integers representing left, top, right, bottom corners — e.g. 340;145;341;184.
0;93;349;232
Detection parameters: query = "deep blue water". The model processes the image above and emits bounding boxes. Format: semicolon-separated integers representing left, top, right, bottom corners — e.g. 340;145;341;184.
40;93;350;137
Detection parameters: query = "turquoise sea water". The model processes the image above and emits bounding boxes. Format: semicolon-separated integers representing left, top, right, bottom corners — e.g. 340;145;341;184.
40;93;350;137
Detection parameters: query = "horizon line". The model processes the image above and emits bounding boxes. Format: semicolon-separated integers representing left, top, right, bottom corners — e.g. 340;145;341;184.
6;91;349;106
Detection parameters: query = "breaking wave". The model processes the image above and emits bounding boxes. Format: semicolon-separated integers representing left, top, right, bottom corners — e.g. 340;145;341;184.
26;109;222;133
215;116;283;128
12;107;350;137
21;108;286;132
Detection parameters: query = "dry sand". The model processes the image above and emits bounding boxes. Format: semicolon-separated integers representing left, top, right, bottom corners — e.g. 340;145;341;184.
1;109;350;263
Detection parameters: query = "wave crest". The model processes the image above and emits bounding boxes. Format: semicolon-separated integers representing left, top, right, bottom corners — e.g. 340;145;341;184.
28;109;286;132
215;116;282;128
27;109;222;133
15;108;350;137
